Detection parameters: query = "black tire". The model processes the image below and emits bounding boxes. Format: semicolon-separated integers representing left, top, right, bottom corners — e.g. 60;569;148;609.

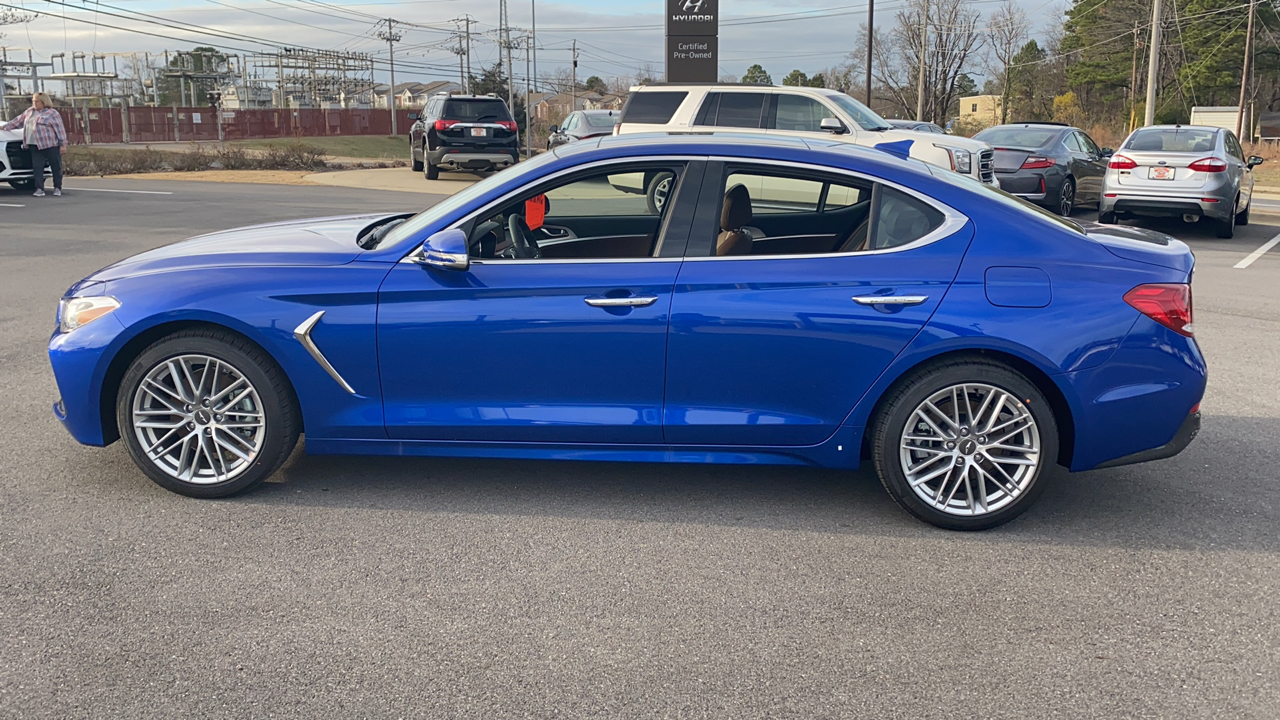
1098;210;1117;224
645;171;675;215
425;160;439;180
116;329;300;499
411;144;424;173
1056;178;1075;217
871;359;1059;531
8;179;34;191
1235;197;1249;226
1214;213;1234;238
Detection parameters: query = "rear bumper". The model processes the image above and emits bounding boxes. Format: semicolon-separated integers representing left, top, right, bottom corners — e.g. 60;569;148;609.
428;148;519;169
1095;410;1200;469
996;168;1063;202
1100;193;1233;221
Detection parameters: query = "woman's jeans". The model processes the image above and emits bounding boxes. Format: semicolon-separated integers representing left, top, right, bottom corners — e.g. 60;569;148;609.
29;146;63;191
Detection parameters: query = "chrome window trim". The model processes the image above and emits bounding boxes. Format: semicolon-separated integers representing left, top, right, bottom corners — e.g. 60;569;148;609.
685;156;969;261
400;155;700;266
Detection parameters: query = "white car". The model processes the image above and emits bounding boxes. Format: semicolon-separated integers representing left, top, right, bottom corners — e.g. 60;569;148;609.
615;84;998;188
0;128;41;190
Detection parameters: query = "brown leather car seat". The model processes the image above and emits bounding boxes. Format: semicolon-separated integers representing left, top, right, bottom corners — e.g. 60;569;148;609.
716;184;753;256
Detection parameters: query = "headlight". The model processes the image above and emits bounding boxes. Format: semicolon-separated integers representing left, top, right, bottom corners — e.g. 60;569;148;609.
59;296;120;333
936;145;972;175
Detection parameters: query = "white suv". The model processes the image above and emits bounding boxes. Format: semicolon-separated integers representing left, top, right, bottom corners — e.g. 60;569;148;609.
1;128;40;190
615;84;998;187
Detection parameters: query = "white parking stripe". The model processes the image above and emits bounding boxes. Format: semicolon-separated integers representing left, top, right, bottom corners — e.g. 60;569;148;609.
0;202;26;207
1234;232;1280;269
63;187;174;195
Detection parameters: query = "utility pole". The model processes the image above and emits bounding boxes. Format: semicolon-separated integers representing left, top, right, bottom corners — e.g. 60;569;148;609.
1143;0;1162;127
1129;21;1141;132
1236;0;1256;140
500;0;513;110
525;34;532;158
915;0;928;122
865;0;874;108
377;18;402;135
531;0;538;93
571;40;578;110
451;24;467;89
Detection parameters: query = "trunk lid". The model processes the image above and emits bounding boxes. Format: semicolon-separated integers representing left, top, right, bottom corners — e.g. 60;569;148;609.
991;147;1034;172
1080;222;1194;274
1110;151;1212;190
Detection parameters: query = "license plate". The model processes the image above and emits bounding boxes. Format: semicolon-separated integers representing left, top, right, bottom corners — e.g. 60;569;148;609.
470;127;487;137
1150;166;1175;180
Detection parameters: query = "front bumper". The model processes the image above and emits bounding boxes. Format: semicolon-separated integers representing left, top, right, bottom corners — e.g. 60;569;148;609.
49;311;130;447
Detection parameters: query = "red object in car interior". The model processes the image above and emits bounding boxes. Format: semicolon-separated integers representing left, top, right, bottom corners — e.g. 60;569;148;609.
1124;284;1194;337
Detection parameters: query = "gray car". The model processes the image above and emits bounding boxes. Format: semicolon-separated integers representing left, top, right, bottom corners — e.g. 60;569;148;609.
972;123;1111;216
1099;125;1263;238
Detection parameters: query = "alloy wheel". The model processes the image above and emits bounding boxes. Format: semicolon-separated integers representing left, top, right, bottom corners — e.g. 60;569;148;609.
898;383;1041;517
131;354;266;484
1059;182;1074;216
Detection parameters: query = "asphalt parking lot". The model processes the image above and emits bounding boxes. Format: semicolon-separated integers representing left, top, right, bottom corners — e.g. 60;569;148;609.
2;178;1278;718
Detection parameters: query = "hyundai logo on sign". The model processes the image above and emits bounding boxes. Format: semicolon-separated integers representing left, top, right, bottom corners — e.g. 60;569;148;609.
667;0;717;35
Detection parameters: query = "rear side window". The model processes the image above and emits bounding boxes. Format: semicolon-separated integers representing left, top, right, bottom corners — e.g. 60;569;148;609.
870;187;945;251
695;92;768;129
621;91;687;124
772;95;831;133
1124;128;1218;153
443;99;512;122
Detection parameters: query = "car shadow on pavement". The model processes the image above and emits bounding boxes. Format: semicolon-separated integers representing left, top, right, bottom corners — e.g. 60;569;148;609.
231;412;1280;553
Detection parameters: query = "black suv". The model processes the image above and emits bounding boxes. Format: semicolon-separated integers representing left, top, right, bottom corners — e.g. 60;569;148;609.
410;94;520;179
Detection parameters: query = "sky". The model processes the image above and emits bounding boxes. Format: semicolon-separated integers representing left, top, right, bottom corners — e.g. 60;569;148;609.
1;0;1068;86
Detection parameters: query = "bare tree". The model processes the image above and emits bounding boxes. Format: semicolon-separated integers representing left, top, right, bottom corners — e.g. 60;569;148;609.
869;0;984;124
986;0;1030;123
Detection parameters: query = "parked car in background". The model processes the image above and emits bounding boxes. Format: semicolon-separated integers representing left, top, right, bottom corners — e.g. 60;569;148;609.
1;128;43;190
972;122;1110;216
615;84;998;188
1099;125;1262;238
49;134;1205;531
886;119;946;134
410;92;520;180
546;110;619;150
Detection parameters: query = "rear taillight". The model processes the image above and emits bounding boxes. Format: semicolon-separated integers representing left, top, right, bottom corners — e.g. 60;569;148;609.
1020;156;1054;169
433;119;458;131
497;120;518;132
1188;157;1227;172
1108;155;1138;169
1124;283;1193;337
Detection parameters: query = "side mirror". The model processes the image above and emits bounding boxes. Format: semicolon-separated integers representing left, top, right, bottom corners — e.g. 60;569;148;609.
417;228;469;271
548;124;559;133
1101;147;1114;157
820;117;846;134
1248;155;1264;168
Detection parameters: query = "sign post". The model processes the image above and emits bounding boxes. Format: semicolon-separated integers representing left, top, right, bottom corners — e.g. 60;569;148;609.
666;0;718;82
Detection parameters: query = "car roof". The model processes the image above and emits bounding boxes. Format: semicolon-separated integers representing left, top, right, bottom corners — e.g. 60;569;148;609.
1133;125;1221;133
984;123;1073;131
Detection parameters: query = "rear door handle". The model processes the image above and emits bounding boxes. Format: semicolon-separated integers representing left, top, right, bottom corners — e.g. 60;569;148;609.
853;295;929;306
585;295;659;308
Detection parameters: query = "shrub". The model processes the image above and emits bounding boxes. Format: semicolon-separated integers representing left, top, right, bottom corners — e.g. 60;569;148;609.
171;144;213;172
258;142;327;170
214;145;253;170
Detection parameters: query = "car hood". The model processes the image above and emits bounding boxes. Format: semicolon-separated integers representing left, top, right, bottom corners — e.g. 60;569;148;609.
83;213;401;282
874;128;989;152
0;128;20;142
1080;222;1194;274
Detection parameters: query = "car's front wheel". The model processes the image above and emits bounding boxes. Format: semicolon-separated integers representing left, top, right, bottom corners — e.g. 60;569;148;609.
116;329;300;498
8;179;34;191
871;360;1058;530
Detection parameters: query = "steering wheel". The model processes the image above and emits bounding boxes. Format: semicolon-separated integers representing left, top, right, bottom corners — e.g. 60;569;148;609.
507;213;541;259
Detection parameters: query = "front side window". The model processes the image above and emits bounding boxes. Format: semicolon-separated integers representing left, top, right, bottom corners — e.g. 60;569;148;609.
1225;132;1244;160
620;91;687;124
771;95;833;133
1077;132;1102;156
709;93;768;129
1063;133;1084;153
467;164;684;261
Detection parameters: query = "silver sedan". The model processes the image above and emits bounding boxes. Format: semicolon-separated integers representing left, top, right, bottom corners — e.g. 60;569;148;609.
1099;125;1263;238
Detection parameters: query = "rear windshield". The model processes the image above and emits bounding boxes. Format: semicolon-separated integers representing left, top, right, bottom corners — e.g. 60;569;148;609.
584;113;617;128
973;127;1060;148
621;91;687;124
1123;128;1218;153
442;99;512;122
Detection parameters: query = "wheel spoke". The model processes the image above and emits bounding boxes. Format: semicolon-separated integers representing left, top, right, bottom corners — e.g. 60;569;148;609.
906;452;950;474
987;452;1037;466
177;359;201;403
209;377;247;406
213;429;254;462
972;464;989;513
134;419;186;429
960;385;975;427
221;386;254;411
142;378;185;409
909;459;955;488
913;409;953;440
980;395;1007;433
922;401;959;433
974;461;1019;498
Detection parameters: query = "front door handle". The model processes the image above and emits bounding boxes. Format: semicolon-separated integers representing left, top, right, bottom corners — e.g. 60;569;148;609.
585;295;659;308
853;294;929;306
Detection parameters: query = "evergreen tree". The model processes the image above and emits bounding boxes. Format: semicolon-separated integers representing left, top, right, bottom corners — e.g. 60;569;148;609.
742;64;773;85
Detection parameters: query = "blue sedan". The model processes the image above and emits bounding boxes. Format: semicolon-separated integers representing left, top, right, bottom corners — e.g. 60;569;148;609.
49;134;1205;530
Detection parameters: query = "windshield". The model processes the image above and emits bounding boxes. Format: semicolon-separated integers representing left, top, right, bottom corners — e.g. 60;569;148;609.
584;113;617;128
1123;128;1218;153
379;150;563;249
826;93;893;131
973;127;1060;148
926;163;1085;234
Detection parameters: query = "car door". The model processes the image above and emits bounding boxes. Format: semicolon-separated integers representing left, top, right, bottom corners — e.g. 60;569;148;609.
663;161;972;446
377;159;704;444
1073;131;1108;201
1225;131;1251;211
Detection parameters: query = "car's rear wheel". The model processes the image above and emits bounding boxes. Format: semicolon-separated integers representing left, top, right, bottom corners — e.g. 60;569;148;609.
1098;210;1117;224
1235;197;1249;226
1056;178;1075;216
646;172;675;214
116;329;300;498
871;360;1058;531
1215;202;1235;238
411;142;424;172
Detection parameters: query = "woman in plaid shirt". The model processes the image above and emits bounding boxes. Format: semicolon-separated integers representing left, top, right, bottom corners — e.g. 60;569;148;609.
2;92;68;197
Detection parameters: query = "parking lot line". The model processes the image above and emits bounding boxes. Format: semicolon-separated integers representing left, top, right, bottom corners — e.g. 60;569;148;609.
63;187;174;195
0;202;25;207
1234;232;1280;269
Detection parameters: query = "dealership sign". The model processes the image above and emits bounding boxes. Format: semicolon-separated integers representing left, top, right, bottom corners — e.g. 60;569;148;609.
667;0;718;82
